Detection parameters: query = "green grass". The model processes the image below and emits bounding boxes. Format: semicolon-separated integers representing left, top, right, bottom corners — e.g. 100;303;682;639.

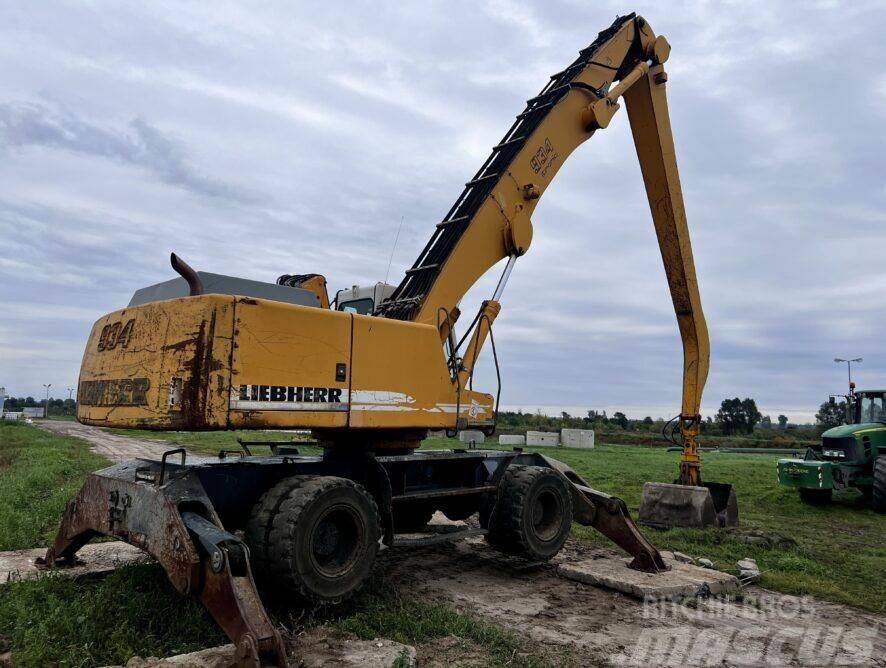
497;441;885;613
329;586;554;667
0;564;224;667
0;421;108;550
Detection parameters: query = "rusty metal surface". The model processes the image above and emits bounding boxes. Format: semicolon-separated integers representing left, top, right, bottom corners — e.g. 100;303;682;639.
43;458;287;666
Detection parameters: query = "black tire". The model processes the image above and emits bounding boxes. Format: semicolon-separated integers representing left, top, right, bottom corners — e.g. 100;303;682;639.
485;465;573;561
246;476;380;604
872;457;886;513
799;488;832;505
393;502;435;532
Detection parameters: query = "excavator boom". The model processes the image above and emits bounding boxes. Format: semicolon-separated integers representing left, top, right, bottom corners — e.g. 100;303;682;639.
379;13;709;478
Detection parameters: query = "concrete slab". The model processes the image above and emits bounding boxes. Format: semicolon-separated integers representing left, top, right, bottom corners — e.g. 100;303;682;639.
526;430;559;447
557;550;738;600
498;434;525;446
561;428;594;448
0;541;146;584
110;629;416;667
458;430;485;445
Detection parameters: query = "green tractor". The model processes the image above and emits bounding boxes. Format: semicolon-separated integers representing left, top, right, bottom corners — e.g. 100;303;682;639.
777;389;886;511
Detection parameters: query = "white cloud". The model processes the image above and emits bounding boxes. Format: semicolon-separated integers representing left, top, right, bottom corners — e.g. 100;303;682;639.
1;2;886;420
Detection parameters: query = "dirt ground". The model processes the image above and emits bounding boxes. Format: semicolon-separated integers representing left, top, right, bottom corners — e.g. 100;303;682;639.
383;529;885;667
34;423;886;666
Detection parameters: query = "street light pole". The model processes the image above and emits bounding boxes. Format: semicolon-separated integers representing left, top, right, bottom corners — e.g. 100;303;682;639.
834;357;862;395
42;383;52;419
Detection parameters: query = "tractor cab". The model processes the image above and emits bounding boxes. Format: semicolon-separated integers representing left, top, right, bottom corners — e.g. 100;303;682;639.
854;390;886;425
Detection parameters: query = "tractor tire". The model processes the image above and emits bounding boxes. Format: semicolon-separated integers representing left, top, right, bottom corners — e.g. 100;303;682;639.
485;465;573;561
872;457;886;513
393;502;435;532
246;476;380;605
799;488;832;505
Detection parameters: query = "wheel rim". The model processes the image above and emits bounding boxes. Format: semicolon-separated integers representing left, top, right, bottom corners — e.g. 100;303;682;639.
530;488;563;542
309;504;364;578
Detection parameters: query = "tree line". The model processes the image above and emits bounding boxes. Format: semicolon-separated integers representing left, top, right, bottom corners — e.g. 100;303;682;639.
2;397;77;416
498;396;838;438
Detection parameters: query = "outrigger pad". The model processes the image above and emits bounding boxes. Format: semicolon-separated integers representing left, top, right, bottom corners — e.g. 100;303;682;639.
638;482;738;529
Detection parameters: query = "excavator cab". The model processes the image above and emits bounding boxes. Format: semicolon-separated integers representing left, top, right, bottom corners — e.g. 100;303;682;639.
334;283;396;314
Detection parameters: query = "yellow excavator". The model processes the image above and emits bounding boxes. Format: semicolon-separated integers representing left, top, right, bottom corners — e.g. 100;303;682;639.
45;14;722;666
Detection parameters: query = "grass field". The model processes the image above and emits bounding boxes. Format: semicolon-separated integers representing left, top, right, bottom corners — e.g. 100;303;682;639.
0;421;108;551
2;421;883;665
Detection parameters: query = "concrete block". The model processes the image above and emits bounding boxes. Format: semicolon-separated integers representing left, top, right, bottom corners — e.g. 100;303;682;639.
498;434;525;446
458;430;485;445
526;431;560;447
557;551;739;600
1;542;146;584
560;428;594;448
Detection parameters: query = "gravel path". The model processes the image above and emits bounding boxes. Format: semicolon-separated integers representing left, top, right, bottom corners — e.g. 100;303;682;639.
37;420;188;462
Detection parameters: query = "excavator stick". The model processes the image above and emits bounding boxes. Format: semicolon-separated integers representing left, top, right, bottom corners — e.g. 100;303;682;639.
41;458;288;668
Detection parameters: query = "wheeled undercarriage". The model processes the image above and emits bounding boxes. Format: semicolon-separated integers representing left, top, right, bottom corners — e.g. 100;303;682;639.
44;443;665;666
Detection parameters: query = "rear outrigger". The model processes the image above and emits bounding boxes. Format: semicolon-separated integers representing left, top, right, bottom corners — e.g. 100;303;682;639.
47;14;706;666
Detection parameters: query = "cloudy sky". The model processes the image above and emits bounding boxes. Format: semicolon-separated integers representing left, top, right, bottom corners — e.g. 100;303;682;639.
2;1;885;422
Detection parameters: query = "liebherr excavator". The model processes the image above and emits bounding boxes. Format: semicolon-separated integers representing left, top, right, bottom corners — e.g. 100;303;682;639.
46;14;711;666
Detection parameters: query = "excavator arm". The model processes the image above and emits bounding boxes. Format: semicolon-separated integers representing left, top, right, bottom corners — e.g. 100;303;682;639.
379;14;709;482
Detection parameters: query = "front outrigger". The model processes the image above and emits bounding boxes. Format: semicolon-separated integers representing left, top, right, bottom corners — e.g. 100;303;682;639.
46;14;703;666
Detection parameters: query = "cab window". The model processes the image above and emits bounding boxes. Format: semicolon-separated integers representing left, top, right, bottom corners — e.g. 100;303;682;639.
859;394;886;423
337;298;374;315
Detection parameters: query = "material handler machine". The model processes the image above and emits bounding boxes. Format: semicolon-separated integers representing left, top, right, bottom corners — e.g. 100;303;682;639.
46;14;714;666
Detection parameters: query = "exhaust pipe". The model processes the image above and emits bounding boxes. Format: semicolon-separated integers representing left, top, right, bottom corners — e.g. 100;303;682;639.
170;252;204;296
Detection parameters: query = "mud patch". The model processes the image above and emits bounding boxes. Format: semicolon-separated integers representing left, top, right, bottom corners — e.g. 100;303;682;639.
111;627;414;667
382;530;885;667
414;635;497;667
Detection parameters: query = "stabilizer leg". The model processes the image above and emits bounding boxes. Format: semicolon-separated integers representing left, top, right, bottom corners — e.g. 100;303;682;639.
531;455;667;573
41;462;288;667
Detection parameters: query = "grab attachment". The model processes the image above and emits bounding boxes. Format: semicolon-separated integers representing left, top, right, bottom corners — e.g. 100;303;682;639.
41;462;287;667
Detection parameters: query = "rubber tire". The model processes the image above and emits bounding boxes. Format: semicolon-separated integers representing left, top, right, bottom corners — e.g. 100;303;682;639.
799;488;832;505
245;476;379;604
485;465;573;561
393;502;435;533
872;457;886;513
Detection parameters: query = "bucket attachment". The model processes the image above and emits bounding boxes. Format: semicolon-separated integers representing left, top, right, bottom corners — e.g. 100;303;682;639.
638;481;738;529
